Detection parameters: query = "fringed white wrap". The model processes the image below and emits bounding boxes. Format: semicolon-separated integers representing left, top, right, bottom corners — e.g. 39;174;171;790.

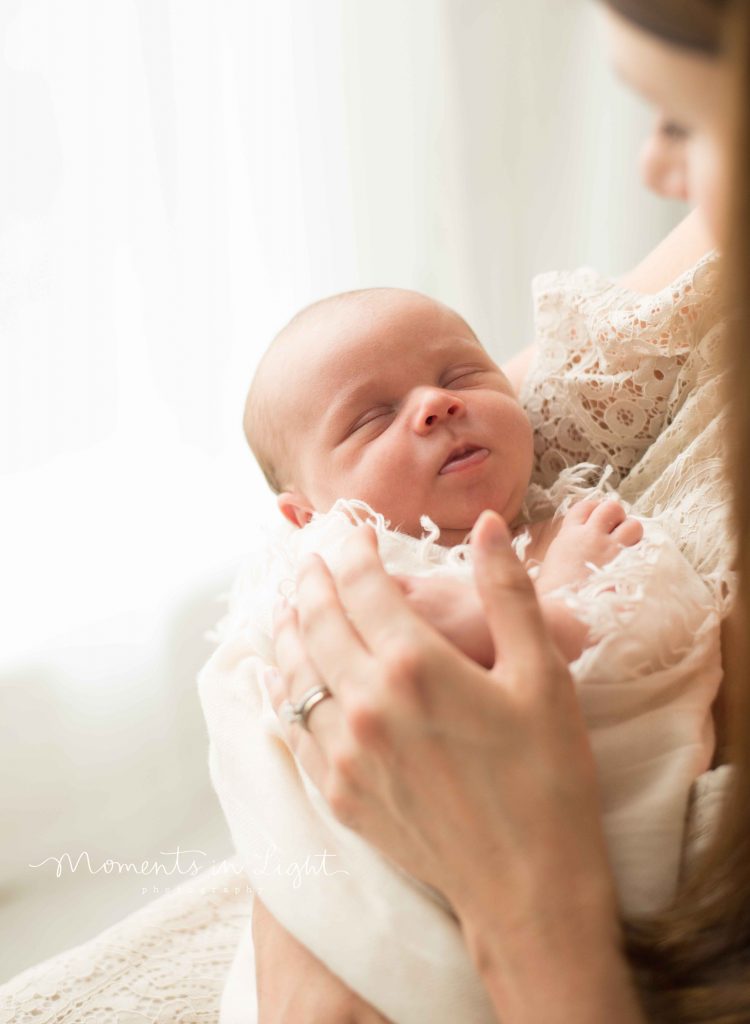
204;251;734;1023
199;496;724;1024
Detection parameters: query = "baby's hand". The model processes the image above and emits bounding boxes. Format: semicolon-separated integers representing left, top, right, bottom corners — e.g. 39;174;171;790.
536;499;643;596
395;576;495;668
397;562;612;668
533;499;644;662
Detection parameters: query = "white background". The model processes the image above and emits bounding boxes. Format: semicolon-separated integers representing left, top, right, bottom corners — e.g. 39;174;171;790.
0;0;684;981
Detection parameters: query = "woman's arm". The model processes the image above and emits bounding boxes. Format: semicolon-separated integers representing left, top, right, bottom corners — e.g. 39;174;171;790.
253;897;390;1023
617;206;715;293
462;906;644;1024
269;513;646;1023
501;208;713;398
502;344;537;395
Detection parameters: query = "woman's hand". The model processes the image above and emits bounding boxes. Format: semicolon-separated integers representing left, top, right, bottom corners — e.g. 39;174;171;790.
394;574;495;667
269;510;644;1023
394;570;592;666
270;511;610;910
253;897;391;1023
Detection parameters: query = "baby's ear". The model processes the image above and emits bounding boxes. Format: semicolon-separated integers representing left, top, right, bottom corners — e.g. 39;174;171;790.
277;492;314;529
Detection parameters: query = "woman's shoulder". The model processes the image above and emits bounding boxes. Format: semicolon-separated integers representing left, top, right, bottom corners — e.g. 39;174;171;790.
532;209;722;342
522;219;728;496
531;246;723;363
535;245;720;301
616;208;717;295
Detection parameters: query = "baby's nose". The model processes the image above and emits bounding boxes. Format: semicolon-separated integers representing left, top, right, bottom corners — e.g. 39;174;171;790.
411;388;466;434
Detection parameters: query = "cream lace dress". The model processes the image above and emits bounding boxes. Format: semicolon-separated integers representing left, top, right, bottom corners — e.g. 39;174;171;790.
0;252;733;1024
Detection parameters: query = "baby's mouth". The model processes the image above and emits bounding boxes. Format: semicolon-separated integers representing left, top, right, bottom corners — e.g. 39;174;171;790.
439;444;490;475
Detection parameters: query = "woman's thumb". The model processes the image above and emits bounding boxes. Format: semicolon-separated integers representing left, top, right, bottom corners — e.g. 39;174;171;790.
470;510;548;670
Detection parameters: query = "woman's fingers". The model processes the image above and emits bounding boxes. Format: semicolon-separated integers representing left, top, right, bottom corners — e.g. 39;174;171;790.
271;601;347;756
471;510;553;680
327;527;427;651
293;553;372;694
392;574;414;594
272;703;330;787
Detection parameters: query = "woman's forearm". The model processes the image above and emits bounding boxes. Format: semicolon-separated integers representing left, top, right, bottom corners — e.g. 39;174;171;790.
460;904;646;1024
252;897;391;1022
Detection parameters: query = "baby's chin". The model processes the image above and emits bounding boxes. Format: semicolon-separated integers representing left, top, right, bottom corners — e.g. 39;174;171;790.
399;513;483;549
433;524;475;548
425;496;523;546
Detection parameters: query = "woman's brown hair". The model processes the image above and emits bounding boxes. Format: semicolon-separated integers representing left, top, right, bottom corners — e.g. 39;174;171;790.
605;1;750;1020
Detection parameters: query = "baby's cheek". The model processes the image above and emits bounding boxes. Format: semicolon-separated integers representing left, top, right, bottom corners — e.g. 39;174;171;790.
505;407;534;464
353;449;429;528
319;455;384;510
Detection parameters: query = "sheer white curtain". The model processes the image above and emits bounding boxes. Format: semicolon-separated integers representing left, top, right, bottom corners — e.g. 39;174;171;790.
0;0;684;980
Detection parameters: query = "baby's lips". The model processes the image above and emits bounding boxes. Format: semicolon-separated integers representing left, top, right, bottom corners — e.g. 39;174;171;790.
438;445;489;475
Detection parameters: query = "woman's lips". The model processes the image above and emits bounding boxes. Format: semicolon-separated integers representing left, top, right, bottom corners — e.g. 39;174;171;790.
438;447;490;475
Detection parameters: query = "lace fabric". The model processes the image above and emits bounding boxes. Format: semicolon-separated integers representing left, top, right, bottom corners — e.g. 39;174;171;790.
0;861;251;1023
521;252;733;584
523;253;722;485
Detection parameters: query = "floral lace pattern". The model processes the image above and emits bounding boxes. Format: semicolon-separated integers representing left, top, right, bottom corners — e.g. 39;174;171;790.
523;254;722;483
522;252;733;583
0;861;251;1023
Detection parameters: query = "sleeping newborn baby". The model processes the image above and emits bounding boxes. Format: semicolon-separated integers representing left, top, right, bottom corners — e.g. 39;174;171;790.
200;287;723;1024
243;286;644;664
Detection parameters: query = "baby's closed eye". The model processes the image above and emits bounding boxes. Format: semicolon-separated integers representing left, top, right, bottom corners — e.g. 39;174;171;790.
346;407;396;440
440;367;490;388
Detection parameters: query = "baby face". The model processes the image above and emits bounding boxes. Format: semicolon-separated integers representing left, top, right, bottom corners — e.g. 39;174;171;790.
275;291;533;545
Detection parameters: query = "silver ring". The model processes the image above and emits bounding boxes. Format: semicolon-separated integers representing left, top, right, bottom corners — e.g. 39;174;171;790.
280;684;333;731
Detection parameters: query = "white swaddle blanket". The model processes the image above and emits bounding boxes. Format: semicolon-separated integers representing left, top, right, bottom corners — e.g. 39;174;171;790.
202;250;733;1023
199;489;724;1024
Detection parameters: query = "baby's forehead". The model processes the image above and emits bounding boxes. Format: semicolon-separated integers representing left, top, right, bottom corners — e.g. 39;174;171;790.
264;289;484;410
309;290;476;355
303;289;438;334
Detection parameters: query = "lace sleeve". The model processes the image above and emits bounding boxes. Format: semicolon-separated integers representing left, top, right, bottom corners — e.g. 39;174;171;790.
520;252;733;581
521;252;726;490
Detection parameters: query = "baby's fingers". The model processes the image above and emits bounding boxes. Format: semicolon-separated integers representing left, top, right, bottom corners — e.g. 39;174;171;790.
612;517;644;547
